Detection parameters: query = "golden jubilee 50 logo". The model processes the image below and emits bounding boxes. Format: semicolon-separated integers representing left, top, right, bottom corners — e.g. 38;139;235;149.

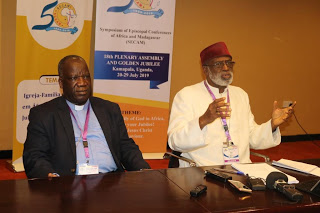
53;3;77;28
108;0;163;18
26;0;85;50
134;0;159;10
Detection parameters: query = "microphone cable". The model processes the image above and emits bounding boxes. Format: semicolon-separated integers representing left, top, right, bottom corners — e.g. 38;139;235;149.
289;102;315;143
291;109;320;150
292;111;314;142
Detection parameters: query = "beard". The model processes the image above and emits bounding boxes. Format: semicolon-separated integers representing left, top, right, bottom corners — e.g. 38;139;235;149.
208;71;233;87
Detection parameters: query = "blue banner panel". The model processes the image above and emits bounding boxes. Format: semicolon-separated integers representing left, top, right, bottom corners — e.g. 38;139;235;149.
94;51;169;89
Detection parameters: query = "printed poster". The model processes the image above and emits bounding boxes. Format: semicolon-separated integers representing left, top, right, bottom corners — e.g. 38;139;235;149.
94;0;176;157
12;0;93;170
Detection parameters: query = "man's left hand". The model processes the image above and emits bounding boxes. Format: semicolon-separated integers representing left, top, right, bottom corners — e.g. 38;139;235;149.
271;101;296;130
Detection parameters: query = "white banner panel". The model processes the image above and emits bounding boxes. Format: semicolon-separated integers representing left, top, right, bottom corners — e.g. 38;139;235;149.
94;0;176;155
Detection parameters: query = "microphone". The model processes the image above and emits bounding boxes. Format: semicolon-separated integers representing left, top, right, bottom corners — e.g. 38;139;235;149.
266;172;303;202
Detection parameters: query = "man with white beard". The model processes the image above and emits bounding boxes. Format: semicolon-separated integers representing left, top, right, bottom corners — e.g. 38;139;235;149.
167;42;296;167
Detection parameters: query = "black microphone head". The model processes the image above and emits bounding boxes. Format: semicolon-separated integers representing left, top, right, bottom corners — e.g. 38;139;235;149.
266;172;288;189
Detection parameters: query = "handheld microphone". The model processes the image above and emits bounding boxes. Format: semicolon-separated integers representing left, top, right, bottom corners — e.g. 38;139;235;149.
266;172;303;202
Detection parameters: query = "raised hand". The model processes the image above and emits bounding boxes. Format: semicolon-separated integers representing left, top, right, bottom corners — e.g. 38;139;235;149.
271;101;296;130
199;97;231;129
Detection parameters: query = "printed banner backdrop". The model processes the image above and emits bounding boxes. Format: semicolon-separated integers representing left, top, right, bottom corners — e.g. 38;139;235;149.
94;0;176;157
12;0;93;169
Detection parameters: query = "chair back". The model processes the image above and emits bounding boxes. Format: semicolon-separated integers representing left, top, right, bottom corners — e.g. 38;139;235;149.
168;151;182;168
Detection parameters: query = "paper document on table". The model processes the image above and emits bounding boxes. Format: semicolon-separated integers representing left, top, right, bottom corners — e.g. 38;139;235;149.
231;163;299;184
272;159;319;175
309;168;320;177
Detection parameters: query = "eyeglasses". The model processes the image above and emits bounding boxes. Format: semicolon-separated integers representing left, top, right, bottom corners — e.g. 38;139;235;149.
203;60;235;69
64;74;91;82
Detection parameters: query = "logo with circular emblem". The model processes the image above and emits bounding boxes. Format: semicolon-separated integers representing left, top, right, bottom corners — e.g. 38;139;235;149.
27;0;85;50
108;0;163;18
53;3;77;28
134;0;159;10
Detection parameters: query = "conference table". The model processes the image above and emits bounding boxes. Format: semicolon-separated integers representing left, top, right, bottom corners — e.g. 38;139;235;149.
1;159;320;213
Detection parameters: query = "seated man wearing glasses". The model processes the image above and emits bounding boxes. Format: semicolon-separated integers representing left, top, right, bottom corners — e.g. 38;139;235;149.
23;55;150;178
167;42;296;167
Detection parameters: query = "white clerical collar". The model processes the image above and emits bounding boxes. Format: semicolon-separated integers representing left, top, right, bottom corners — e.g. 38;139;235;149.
75;105;84;111
66;99;90;111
